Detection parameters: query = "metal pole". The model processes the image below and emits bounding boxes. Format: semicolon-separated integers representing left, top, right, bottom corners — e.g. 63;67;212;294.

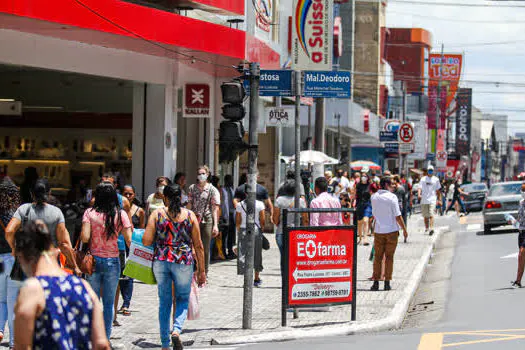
402;82;408;176
337;113;341;160
314;98;325;152
434;44;444;156
293;71;302;320
242;62;260;329
308;105;313;150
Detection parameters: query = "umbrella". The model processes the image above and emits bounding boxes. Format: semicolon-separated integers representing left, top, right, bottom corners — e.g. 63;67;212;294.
283;150;339;165
350;160;381;172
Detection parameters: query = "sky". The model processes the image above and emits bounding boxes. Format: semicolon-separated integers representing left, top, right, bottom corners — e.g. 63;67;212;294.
384;0;525;135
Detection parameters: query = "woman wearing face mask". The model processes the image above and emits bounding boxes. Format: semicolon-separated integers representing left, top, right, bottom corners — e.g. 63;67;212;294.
187;165;220;276
146;177;170;217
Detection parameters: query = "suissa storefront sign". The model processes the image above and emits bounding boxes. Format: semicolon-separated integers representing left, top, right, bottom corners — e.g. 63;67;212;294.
302;71;351;98
292;0;334;70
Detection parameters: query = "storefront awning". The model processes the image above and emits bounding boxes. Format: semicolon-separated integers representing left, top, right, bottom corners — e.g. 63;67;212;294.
327;126;383;148
0;0;280;77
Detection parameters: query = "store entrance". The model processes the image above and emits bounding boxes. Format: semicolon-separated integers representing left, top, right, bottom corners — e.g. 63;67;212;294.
0;64;133;205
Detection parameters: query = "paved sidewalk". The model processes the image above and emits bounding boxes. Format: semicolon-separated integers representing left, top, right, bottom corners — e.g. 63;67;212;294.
108;214;447;349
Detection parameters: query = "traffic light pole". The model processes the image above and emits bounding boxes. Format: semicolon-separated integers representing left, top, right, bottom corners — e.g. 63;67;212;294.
293;70;302;320
242;62;260;329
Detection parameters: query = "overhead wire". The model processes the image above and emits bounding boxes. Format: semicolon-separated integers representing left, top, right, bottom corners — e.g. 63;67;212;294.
388;10;525;23
358;0;525;7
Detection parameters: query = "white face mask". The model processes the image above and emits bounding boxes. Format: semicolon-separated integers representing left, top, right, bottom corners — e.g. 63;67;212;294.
157;186;165;194
198;174;208;182
361;177;367;183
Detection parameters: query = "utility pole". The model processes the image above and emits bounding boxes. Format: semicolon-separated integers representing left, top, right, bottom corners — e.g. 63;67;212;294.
307;105;313;150
314;98;325;152
242;62;260;329
335;113;342;159
401;81;407;175
434;44;444;157
293;70;302;321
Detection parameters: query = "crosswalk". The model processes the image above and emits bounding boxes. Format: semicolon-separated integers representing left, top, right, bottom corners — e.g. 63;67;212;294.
466;223;481;231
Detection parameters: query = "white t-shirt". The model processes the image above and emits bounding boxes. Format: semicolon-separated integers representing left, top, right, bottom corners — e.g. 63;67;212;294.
371;190;402;233
236;200;265;229
419;175;441;205
447;184;455;200
335;176;351;195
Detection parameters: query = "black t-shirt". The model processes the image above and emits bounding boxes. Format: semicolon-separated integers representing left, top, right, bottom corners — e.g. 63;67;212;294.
327;179;340;194
234;184;269;202
453;182;460;198
355;183;370;204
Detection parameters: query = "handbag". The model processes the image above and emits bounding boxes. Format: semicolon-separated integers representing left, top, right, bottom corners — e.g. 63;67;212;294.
192;185;213;224
187;275;200;320
73;233;95;275
239;203;270;251
123;229;156;285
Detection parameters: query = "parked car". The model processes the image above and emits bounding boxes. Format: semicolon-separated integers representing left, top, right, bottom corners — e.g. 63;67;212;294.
482;181;522;234
460;182;489;212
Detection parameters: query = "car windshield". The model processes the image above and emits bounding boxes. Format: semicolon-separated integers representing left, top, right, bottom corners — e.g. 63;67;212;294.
461;184;487;192
488;183;522;197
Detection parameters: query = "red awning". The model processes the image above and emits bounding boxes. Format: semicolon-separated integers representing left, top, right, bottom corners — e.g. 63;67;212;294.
0;0;279;77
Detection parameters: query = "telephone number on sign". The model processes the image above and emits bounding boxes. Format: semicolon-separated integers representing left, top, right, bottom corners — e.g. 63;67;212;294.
293;289;349;299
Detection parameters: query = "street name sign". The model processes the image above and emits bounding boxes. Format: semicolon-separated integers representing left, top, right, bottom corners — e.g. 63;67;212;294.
244;70;293;96
380;131;398;142
302;71;351;98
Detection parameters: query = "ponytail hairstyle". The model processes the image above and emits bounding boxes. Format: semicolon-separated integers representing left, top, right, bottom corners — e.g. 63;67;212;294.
163;184;182;216
93;181;122;240
15;220;53;266
31;179;50;207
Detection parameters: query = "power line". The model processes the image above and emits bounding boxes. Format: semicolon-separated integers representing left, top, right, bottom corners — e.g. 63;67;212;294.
389;10;525;23
359;0;525;7
73;0;237;70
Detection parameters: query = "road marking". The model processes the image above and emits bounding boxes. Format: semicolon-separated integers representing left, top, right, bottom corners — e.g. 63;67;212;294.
501;252;518;259
418;333;443;350
466;224;481;231
418;329;525;348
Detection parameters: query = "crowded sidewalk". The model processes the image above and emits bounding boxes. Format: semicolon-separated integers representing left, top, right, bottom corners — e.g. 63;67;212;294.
105;213;443;349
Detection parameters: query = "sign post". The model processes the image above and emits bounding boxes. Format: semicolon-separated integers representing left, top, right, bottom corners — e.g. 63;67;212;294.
282;208;357;326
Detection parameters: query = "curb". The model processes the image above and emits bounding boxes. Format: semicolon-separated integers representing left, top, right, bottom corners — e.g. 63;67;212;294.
211;225;451;346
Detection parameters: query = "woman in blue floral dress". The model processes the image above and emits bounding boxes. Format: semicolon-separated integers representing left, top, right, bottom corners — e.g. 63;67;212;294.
13;221;109;349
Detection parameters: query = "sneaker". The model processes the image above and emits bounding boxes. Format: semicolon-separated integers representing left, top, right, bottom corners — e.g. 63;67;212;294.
429;229;434;236
370;281;379;291
424;229;429;235
254;279;262;287
512;281;522;288
384;281;391;291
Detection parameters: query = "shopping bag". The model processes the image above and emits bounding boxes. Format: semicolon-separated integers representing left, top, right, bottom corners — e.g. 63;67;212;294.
187;275;200;320
123;229;156;285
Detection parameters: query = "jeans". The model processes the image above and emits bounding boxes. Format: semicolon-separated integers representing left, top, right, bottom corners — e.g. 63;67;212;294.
0;254;20;346
200;221;213;275
118;250;133;309
275;233;284;280
153;261;193;348
222;214;236;256
87;256;120;339
447;196;467;213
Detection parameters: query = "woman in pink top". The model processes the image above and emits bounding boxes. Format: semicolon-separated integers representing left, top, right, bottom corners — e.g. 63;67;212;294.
81;182;132;342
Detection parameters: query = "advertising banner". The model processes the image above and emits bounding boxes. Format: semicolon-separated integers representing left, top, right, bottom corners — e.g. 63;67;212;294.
254;0;273;43
426;85;447;129
292;0;334;70
265;106;294;127
456;88;472;156
428;53;463;112
287;227;354;306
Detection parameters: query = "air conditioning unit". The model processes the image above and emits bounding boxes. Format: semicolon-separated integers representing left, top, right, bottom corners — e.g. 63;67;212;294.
0;101;22;116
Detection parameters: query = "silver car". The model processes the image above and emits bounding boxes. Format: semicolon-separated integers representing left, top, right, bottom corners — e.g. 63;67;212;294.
482;181;522;234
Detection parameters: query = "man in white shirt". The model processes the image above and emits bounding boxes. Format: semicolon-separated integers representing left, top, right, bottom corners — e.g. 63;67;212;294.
371;177;408;291
417;165;442;235
335;169;351;196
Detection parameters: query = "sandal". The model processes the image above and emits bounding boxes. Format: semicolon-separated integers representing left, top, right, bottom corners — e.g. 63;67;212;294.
113;320;121;327
122;308;131;316
171;333;183;350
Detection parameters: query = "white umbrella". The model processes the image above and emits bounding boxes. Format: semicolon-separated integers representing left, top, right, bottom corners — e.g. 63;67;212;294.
285;150;339;165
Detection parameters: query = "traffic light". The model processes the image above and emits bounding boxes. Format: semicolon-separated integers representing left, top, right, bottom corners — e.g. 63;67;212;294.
219;80;248;163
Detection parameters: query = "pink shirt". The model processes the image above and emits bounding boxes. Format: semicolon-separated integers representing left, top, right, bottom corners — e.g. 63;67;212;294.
310;192;342;226
82;208;131;258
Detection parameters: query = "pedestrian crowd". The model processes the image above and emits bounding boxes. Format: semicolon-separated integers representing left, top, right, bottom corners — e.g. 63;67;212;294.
0;163;432;349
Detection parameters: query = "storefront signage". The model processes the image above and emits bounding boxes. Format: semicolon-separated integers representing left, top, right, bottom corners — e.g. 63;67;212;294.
384;142;399;159
255;0;274;42
265;106;294;127
292;0;334;70
244;70;293;96
302;71;351;98
183;84;210;118
456;88;472;156
287;227;354;306
380;131;398;142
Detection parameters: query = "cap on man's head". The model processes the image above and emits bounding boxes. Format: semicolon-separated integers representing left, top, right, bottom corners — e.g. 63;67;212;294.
325;170;333;178
427;165;434;171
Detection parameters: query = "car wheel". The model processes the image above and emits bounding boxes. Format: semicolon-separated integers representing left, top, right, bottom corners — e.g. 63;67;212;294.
484;224;492;235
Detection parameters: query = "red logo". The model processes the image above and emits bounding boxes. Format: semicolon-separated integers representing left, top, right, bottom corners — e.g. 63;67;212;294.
185;84;210;117
399;123;414;143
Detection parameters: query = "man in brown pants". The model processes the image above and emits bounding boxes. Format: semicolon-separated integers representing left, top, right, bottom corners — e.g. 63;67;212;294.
370;177;408;291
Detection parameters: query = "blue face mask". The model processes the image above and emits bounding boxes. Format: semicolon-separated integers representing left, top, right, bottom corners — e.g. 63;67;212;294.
428;170;434;175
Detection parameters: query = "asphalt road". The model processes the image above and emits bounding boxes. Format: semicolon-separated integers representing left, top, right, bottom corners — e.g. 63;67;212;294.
244;212;525;350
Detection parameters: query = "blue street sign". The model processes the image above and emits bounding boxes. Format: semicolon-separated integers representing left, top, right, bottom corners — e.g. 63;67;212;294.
384;143;399;159
244;70;293;97
426;153;436;161
302;71;351;98
380;131;398;142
